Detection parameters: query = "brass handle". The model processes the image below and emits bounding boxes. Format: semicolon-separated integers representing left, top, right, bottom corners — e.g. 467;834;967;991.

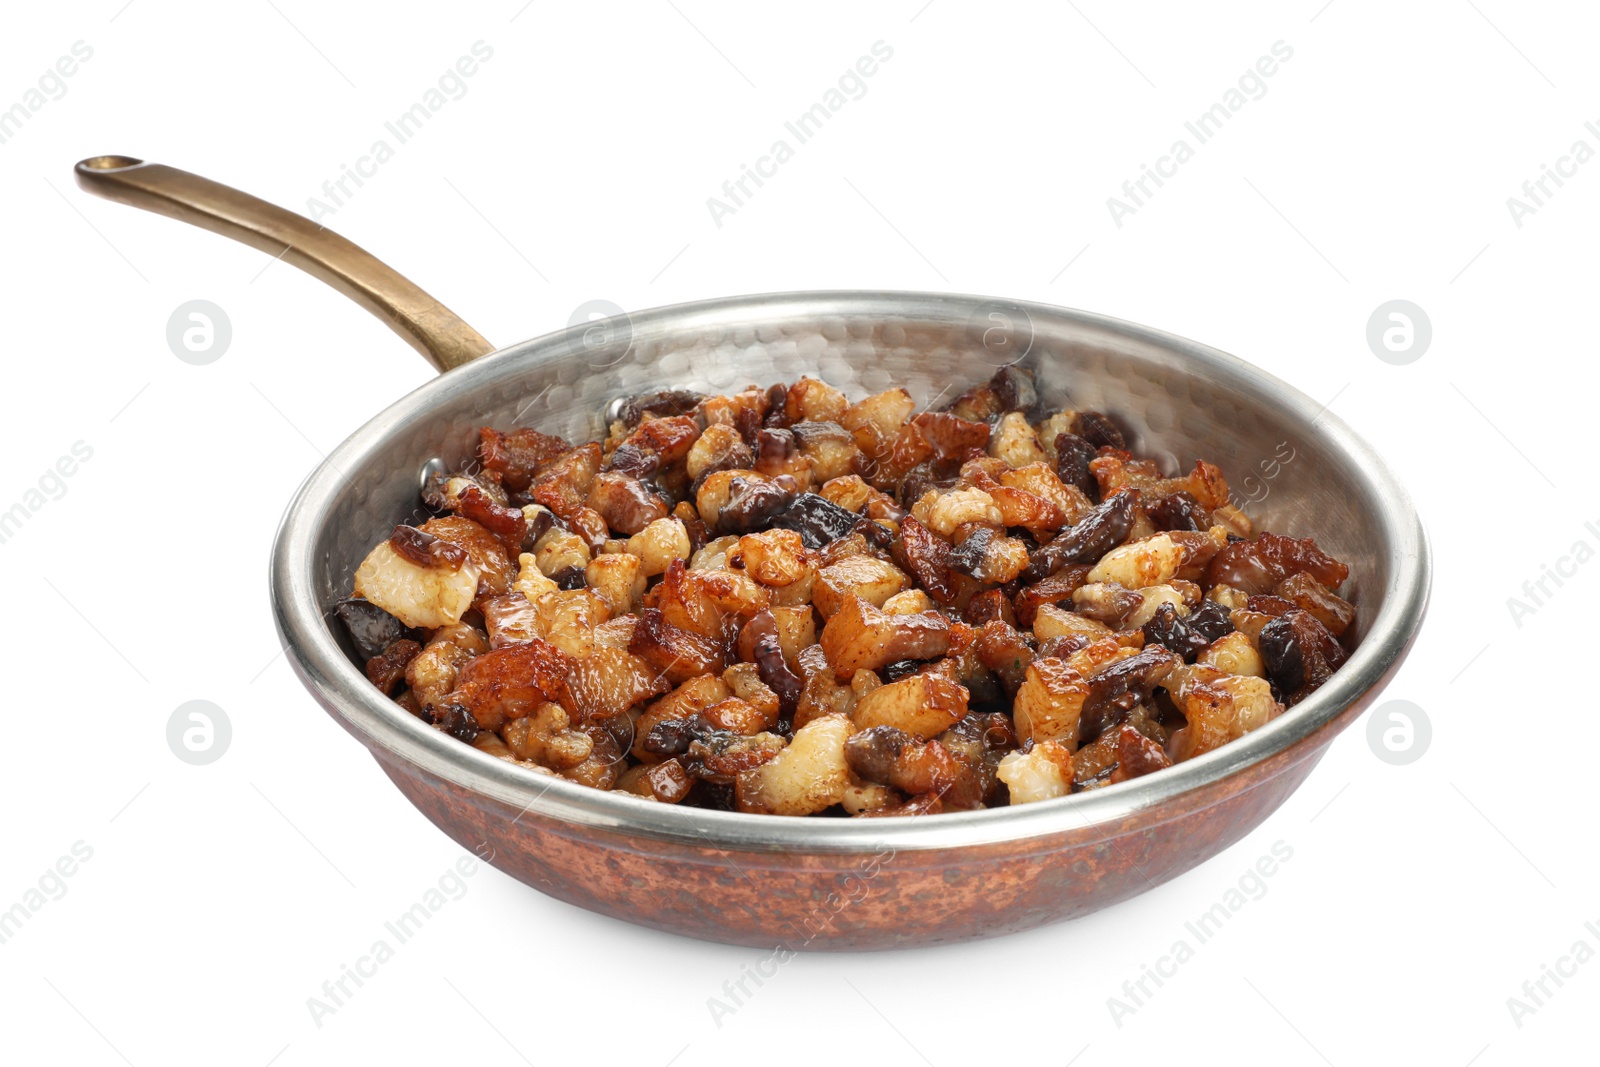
74;155;495;373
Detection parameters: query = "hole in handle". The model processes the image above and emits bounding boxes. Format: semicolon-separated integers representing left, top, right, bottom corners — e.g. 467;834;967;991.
77;155;146;172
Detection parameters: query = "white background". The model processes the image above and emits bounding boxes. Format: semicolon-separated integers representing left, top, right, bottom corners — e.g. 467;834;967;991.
1;1;1592;1063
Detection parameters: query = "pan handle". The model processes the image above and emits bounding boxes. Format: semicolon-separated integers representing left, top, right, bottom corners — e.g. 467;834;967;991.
74;155;494;373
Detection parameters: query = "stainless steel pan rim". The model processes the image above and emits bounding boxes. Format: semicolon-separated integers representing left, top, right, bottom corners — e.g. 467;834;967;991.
269;288;1431;854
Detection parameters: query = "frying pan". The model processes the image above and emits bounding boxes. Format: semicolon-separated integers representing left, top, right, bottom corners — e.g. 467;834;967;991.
75;154;1430;950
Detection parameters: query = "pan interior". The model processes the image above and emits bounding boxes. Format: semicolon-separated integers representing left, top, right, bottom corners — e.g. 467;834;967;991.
276;290;1424;848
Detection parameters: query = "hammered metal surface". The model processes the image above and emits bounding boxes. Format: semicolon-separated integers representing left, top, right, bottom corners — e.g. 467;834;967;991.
275;291;1429;947
318;300;1385;639
375;738;1323;951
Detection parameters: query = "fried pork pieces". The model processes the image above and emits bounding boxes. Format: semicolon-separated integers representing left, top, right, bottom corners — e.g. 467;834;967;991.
340;369;1354;817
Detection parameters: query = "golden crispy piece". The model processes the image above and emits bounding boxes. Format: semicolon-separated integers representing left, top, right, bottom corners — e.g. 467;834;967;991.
1011;657;1089;747
526;588;609;659
481;592;541;649
882;589;933;615
698;664;783;736
556;647;669;725
774;604;819;663
685;731;788;784
645;759;695;803
366;638;420;696
1207;583;1250;611
400;518;499;585
723;662;781;719
699;697;779;736
871;424;933;484
1229;607;1275;644
839;387;915;444
850;668;884;701
586;471;669;535
911;411;991;460
693;469;768;530
645;558;771;638
911;487;1004;538
615;762;658;797
735;604;817;670
1032;602;1112;643
1196;631;1265;677
892;514;957;606
785;377;849;422
840;777;898;815
585;551;645;616
735;714;850;816
528;443;603;522
529;440;601;509
728;528;813;587
956;456;1013;487
624;517;692;577
850;671;969;739
791;421;860;482
513;551;559;601
792;664;858;731
471;731;517;760
560;727;626;790
989;411;1049;468
612;413;700;469
1015;563;1092;629
1113;723;1177;780
478;425;571;494
1033;412;1076;465
702;387;769;428
972;618;1035;696
405;622;490;712
591;615;637;650
843;726;983;809
820;595;952;676
959;463;1067;537
819;474;903;522
564;506;610;553
759;562;818;608
501;702;594;769
632;675;733;761
1211;504;1253;538
949;522;1030;584
1086;533;1182;589
819;530;877;565
1169;527;1229;583
1087;451;1158;498
1071;581;1145;629
448;638;573;732
812;555;909;619
995;484;1070;537
1169;578;1204;610
996;740;1075;803
627;607;726;686
685;423;753;483
689;534;739;572
533;528;590;578
1125;584;1189;629
1276;571;1355;636
1167;664;1281;761
1065;636;1144;677
753;429;815;491
1071;725;1119;783
1175;459;1230;511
